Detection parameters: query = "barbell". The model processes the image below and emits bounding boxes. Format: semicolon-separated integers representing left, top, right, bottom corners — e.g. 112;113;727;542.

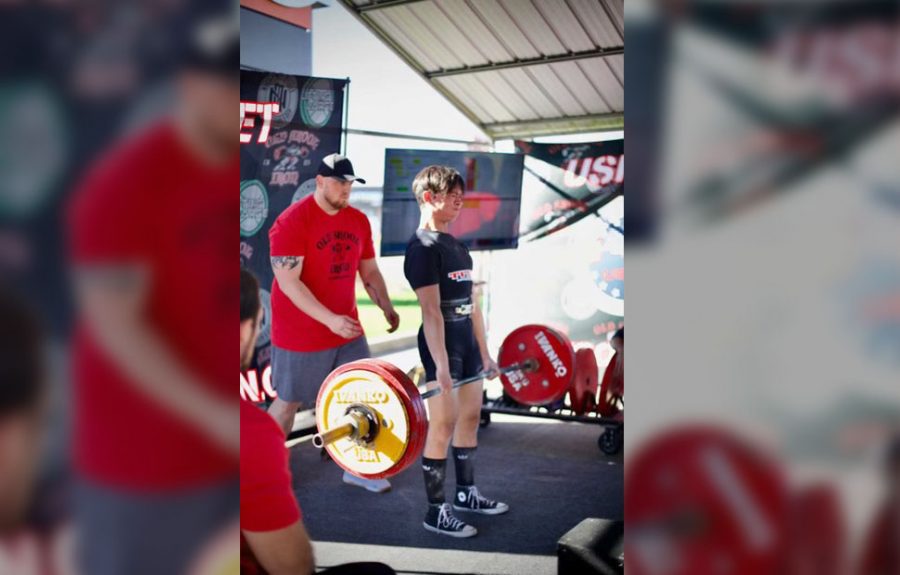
308;324;577;479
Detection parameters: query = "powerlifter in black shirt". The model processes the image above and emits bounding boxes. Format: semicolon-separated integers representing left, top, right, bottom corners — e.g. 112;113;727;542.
403;165;509;538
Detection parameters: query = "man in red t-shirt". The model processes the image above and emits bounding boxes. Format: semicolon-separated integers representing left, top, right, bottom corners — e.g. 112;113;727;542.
241;269;395;575
67;12;239;574
267;153;399;493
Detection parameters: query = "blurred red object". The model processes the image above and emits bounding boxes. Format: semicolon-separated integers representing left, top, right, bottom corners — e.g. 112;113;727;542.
787;484;847;575
626;426;789;575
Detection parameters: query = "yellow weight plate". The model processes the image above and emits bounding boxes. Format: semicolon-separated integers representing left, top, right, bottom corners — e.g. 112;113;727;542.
317;368;411;477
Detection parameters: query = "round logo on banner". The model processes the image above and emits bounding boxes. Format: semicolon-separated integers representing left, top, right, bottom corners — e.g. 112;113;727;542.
293;178;317;204
592;206;624;317
240;180;269;237
300;78;335;128
257;74;298;128
0;83;67;218
256;288;271;348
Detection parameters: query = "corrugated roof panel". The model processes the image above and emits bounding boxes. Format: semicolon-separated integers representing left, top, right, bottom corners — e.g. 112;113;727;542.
567;0;622;48
407;2;489;67
339;0;624;138
549;61;610;114
366;9;442;71
447;73;518;122
497;68;562;118
605;53;623;84
577;57;622;111
434;0;512;64
603;0;624;36
526;64;588;116
435;76;498;124
379;5;465;70
498;0;567;56
468;70;542;121
533;0;596;53
469;0;542;60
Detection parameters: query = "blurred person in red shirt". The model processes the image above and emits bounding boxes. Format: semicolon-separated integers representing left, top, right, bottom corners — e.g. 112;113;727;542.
241;268;394;575
67;8;239;575
858;434;900;575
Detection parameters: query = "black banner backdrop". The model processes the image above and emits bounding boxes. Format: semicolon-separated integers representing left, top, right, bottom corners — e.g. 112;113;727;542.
240;71;346;400
514;139;624;241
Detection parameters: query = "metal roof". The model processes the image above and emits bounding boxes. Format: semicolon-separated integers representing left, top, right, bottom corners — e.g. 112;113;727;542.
337;0;623;140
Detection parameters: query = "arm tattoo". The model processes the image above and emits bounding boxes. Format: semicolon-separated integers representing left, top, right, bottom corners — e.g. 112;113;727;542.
271;256;301;270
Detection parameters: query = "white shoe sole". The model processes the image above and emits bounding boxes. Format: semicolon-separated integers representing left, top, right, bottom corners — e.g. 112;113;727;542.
422;521;478;538
452;503;509;515
341;474;391;493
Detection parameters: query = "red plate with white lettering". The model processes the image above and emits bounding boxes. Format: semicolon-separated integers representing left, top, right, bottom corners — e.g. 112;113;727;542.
597;352;622;417
498;324;575;406
626;426;789;575
570;348;599;415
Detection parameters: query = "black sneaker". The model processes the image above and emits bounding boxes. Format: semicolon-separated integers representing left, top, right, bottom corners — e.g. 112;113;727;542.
453;485;509;515
423;503;477;538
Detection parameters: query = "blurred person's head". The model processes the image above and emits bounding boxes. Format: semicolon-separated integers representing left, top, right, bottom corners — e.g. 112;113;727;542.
177;10;238;160
315;153;365;213
412;165;465;225
610;326;624;354
0;287;46;533
240;269;261;371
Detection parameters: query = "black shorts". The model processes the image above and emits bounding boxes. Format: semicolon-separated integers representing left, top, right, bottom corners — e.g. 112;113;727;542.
418;318;483;383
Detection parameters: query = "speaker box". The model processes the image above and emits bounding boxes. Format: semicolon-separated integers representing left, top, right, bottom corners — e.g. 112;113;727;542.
557;518;623;575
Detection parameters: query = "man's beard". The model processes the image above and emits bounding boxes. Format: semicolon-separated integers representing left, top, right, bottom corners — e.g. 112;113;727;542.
325;195;348;211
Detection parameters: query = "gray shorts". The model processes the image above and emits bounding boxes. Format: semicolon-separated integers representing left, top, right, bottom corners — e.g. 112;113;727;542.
271;336;371;407
75;478;238;575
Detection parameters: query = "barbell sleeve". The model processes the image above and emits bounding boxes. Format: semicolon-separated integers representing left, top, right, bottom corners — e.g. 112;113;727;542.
312;409;371;448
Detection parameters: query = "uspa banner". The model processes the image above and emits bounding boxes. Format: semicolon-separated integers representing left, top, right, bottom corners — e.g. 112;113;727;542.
240;71;346;400
514;139;623;241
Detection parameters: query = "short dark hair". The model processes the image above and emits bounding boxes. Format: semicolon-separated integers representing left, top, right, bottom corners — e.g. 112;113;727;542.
411;165;465;205
0;286;44;416
240;268;261;323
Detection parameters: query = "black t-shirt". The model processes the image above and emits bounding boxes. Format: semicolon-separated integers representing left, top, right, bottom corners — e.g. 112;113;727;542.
404;229;473;302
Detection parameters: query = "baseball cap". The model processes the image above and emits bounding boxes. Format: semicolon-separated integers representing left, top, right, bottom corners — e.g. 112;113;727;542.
317;153;366;184
183;9;239;76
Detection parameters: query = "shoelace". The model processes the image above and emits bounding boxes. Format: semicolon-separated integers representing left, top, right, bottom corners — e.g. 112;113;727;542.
462;487;495;509
437;504;467;531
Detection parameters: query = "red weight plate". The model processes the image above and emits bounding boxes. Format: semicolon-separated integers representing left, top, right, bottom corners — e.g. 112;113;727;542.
597;352;621;417
316;359;427;480
498;324;575;406
569;348;599;415
787;484;846;575
626;426;789;575
370;358;428;475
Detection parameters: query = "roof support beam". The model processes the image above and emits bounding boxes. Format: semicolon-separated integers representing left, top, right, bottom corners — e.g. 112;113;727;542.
483;113;624;140
425;47;624;78
356;0;427;13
